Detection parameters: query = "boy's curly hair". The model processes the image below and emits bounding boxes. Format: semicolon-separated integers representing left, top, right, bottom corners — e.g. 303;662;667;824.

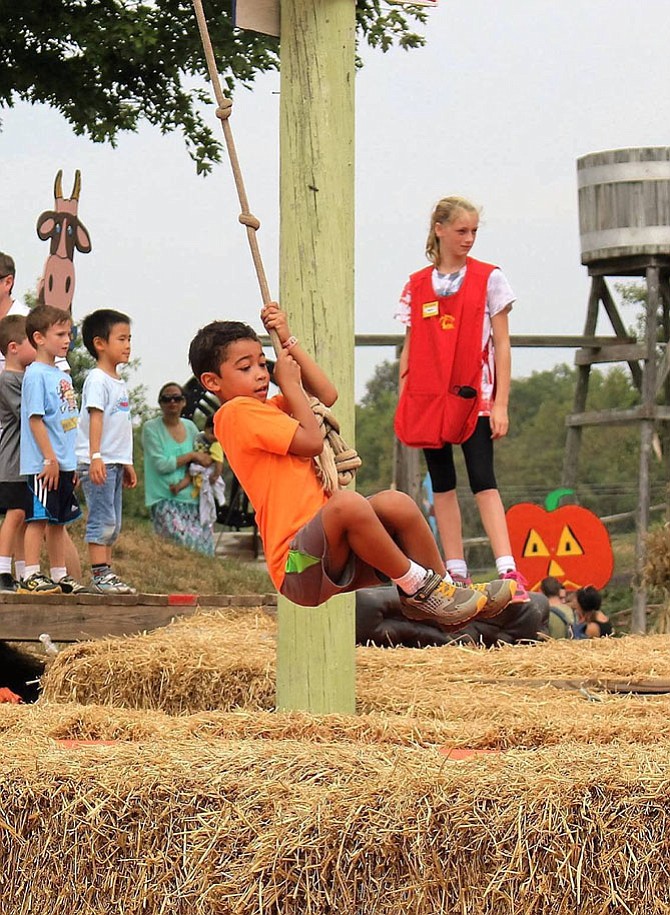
188;320;259;381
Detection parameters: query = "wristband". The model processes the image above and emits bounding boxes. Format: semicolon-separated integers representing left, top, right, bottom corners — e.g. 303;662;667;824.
282;335;298;350
43;459;55;466
91;452;103;460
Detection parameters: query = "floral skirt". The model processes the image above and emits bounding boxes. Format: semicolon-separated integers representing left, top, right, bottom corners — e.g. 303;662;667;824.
150;499;214;557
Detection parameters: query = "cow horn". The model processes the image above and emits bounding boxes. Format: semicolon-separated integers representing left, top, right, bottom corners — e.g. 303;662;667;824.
54;170;63;199
71;170;81;200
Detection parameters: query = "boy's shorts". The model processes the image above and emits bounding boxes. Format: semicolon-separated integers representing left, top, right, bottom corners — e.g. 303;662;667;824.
25;471;81;525
280;507;385;608
0;480;31;515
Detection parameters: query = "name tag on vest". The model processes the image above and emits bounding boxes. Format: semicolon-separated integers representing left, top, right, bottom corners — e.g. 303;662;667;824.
422;301;439;318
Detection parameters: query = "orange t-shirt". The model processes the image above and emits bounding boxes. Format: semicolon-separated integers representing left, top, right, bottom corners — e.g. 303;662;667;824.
214;395;329;588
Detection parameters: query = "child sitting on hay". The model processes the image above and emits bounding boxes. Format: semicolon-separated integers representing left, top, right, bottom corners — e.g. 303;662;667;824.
188;304;516;629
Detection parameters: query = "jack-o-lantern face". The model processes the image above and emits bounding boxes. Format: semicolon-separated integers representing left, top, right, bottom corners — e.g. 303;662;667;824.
505;500;613;592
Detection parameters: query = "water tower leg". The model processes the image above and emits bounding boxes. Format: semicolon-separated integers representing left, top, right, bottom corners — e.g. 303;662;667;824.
562;278;601;487
660;281;670;523
632;266;661;633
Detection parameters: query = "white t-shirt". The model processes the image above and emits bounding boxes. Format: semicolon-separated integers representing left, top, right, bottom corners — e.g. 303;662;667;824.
395;265;515;411
75;367;133;465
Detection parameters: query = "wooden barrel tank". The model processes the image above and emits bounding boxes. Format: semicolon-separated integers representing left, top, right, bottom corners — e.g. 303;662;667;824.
577;147;670;266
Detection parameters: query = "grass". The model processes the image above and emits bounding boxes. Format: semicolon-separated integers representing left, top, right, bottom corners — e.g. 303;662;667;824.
66;517;273;595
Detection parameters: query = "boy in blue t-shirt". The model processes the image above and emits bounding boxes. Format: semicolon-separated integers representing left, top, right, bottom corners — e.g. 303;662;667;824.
18;304;83;594
75;308;137;593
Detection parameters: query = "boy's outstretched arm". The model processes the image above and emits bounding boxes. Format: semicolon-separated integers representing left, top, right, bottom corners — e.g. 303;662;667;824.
261;303;338;407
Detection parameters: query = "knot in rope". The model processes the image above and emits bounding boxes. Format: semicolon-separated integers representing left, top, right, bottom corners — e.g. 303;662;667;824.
239;213;261;230
309;397;363;494
215;100;233;120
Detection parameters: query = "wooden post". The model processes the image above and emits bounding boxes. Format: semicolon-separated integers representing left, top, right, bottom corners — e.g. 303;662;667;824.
632;266;660;633
392;344;422;505
562;277;601;487
660;281;670;523
276;0;356;713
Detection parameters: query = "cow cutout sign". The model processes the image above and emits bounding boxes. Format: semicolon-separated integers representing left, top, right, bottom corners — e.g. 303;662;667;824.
36;169;92;311
505;489;614;592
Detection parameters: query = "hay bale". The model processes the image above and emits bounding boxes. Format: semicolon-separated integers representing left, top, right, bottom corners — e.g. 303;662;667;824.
41;608;670;717
6;683;670;752
2;736;670;914
357;634;670;687
40;609;276;713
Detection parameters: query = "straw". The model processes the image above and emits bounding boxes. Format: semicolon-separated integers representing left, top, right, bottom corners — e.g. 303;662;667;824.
2;735;670;914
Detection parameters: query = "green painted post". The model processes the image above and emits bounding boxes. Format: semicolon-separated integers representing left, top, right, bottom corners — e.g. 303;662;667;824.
276;0;356;713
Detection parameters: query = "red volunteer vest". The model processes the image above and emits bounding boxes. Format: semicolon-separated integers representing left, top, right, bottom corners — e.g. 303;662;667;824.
394;257;495;448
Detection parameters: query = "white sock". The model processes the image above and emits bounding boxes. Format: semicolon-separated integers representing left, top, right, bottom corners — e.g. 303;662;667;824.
50;566;67;582
446;559;468;579
25;564;40;579
496;556;515;577
14;560;26;581
0;556;12;575
392;560;428;595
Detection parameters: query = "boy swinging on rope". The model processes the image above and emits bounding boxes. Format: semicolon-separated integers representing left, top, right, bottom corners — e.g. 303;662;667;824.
188;304;516;629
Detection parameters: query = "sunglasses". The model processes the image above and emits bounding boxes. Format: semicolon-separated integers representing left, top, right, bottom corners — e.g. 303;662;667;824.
160;394;185;403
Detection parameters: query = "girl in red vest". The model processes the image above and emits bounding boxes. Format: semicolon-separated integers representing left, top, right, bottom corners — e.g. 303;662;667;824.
394;195;529;604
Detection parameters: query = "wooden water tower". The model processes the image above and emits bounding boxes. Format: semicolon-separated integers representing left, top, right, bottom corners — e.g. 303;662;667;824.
562;147;670;632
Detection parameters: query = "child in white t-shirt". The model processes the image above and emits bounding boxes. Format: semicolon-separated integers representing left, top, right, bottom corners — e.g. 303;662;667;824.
76;309;137;593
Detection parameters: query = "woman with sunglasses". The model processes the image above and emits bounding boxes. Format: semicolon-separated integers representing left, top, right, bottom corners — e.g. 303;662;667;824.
141;382;214;555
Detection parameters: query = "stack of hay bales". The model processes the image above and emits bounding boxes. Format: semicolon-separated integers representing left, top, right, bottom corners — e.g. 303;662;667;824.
41;608;277;713
3;608;670;913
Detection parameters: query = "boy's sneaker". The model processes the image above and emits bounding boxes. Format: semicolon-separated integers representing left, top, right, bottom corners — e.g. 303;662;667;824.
0;573;18;592
399;570;486;631
93;572;137;595
501;569;531;603
452;573;518;620
17;573;61;594
57;575;89;594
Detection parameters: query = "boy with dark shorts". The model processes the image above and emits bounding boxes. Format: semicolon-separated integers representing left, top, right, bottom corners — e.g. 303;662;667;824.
18;305;84;594
0;315;36;590
188;304;516;628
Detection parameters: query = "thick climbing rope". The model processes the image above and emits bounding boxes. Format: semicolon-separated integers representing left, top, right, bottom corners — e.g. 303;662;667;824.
191;0;362;494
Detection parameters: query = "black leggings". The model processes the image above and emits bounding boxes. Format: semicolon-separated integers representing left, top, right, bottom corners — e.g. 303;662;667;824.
423;416;498;494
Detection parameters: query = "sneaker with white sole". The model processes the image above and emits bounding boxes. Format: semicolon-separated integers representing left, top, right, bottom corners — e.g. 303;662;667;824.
17;572;61;594
58;575;90;594
399;570;486;631
93;572;137;595
452;573;518;619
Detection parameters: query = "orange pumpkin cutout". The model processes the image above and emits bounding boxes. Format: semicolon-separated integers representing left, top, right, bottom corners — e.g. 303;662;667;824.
505;490;613;592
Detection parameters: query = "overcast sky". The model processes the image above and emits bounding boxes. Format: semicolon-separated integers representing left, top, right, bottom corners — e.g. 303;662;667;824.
2;0;670;404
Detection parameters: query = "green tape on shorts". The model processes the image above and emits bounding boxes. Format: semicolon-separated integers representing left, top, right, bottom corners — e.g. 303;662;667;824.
285;549;320;574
